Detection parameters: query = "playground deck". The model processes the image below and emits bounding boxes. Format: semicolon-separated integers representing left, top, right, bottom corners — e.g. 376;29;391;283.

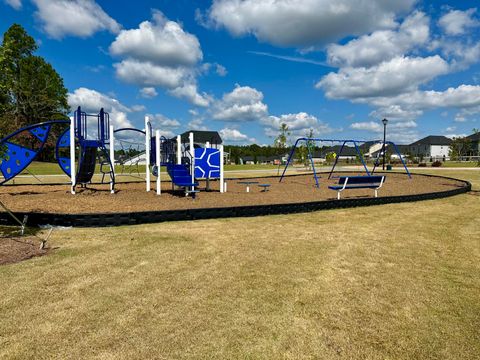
0;173;466;214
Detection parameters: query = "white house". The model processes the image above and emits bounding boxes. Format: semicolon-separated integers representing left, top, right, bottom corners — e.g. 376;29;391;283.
409;136;452;161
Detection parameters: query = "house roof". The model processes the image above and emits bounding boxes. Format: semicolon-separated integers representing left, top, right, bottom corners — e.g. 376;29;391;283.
178;130;223;144
466;132;480;141
409;135;452;146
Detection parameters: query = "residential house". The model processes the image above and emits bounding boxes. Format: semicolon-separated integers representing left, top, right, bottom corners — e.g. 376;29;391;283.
466;132;480;156
409;135;452;161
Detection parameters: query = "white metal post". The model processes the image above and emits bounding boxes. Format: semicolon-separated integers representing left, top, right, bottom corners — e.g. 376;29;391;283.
156;130;161;195
220;144;224;193
145;116;151;192
176;135;181;165
109;125;115;194
189;132;195;192
70;116;76;194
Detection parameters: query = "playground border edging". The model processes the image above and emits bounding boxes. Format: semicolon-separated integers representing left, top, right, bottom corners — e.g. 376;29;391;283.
0;173;471;228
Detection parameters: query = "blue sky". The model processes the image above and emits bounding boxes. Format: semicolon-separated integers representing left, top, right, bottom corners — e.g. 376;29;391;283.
1;0;480;145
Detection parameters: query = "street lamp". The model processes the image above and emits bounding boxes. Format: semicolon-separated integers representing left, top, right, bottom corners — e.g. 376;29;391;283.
382;118;388;170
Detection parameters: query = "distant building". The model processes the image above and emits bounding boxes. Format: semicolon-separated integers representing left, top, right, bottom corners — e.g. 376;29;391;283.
177;130;223;148
409;136;452;161
311;146;358;162
466;132;480;156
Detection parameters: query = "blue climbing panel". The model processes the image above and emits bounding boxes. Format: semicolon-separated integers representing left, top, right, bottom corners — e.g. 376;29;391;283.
194;148;220;179
29;125;50;142
55;127;71;176
0;142;35;181
0;123;55;184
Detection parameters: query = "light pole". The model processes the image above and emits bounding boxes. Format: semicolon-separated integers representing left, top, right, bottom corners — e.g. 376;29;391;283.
382;118;388;170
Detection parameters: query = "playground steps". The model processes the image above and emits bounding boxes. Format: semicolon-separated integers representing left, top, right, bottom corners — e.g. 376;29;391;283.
167;164;198;188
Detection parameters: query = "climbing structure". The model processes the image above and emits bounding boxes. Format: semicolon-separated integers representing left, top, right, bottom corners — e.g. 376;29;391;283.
0;120;69;184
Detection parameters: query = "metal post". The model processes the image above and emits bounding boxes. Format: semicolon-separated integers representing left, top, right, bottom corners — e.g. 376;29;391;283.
279;138;301;182
382;118;388;171
353;141;370;176
177;135;181;164
145;116;151;192
109;125;115;193
156;130;161;195
328;141;345;179
307;140;320;188
70;116;76;194
189;132;195;192
220;144;224;193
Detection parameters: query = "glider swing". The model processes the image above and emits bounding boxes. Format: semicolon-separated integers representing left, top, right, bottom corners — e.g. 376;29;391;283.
279;137;411;188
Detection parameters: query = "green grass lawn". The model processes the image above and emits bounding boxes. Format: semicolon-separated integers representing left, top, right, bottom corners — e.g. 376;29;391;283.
22;161;280;175
0;170;479;359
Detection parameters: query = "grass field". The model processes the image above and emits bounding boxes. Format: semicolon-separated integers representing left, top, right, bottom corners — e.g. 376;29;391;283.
19;161;280;175
0;169;479;359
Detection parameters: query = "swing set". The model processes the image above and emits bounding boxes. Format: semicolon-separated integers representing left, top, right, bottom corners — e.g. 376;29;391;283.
279;137;411;187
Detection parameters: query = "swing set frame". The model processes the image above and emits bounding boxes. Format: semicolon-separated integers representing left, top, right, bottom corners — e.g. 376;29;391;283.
279;137;411;188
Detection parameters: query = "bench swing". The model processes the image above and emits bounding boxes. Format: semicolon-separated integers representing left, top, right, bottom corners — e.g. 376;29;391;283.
279;137;411;199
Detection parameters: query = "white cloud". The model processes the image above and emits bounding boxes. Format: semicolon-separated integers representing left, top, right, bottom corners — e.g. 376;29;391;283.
350;121;382;132
110;11;209;107
203;0;416;48
110;10;202;67
215;63;228;76
263;112;334;138
327;11;429;68
219;128;253;142
371;85;480;110
369;105;423;121
213;84;268;121
441;40;480;70
188;118;209;131
445;126;456;132
68;87;134;129
317;55;449;99
4;0;21;10
131;105;146;112
114;59;189;89
168;84;212;107
148;114;181;129
32;0;121;39
439;8;479;36
140;87;158;98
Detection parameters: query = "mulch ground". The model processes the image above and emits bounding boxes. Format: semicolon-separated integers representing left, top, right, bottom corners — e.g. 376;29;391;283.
0;172;466;215
0;236;48;265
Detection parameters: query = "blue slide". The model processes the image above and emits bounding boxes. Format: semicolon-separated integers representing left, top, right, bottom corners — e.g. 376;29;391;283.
167;163;198;188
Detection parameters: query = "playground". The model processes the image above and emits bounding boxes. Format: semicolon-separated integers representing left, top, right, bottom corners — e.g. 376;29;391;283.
0;172;467;214
0;168;479;359
0;109;478;358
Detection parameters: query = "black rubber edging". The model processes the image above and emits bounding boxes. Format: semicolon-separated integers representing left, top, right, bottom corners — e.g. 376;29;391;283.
0;173;471;228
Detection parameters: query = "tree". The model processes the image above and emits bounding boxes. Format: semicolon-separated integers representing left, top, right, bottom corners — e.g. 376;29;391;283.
449;137;472;160
297;128;314;167
274;123;290;149
0;24;68;135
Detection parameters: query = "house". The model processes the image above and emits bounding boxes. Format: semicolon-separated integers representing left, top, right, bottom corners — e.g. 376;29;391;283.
370;144;410;161
177;130;223;148
409;136;452;161
466;132;480;156
311;146;358;161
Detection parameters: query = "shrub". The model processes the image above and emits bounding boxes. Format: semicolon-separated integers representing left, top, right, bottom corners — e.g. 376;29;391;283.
432;161;443;167
418;163;427;167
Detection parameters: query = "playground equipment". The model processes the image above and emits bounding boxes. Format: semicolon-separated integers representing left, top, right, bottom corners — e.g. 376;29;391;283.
0;107;225;197
55;107;116;193
279;137;411;187
156;130;225;196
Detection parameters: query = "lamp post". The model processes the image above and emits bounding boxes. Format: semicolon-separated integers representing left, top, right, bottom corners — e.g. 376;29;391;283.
382;118;388;170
